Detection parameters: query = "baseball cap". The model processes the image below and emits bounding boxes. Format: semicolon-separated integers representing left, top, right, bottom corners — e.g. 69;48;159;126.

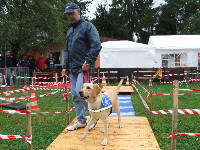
64;2;80;13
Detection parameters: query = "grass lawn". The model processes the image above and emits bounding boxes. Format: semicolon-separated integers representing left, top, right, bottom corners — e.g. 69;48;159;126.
0;89;76;150
0;82;200;150
133;82;200;150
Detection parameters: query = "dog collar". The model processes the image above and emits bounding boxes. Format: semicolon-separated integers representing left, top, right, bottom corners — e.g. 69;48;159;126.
88;94;112;113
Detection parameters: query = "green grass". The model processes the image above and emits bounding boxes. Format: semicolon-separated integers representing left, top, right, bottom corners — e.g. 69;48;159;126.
133;82;200;150
0;83;200;150
0;89;75;150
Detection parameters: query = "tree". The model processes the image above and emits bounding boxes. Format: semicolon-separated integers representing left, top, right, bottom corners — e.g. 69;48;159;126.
92;0;157;43
0;0;91;59
156;0;200;35
92;2;115;38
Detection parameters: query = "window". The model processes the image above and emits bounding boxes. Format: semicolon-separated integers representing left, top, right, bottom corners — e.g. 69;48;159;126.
161;53;184;68
175;54;181;66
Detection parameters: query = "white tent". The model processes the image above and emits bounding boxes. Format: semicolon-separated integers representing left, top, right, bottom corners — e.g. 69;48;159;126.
100;41;158;68
148;35;200;68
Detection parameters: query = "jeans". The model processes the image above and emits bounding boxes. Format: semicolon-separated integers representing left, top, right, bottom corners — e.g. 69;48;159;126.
69;71;88;124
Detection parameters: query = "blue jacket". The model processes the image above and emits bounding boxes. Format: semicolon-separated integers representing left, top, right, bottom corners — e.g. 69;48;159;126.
63;19;102;73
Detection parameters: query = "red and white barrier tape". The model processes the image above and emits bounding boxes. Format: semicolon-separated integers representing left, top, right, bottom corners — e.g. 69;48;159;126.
0;103;7;106
169;133;200;138
26;87;59;91
0;88;28;95
0;90;60;101
0;107;75;115
152;93;200;96
0;85;13;88
144;72;200;77
0;86;60;95
133;80;150;94
0;134;31;144
152;109;200;115
132;83;150;111
15;76;55;79
161;79;200;84
178;88;200;92
33;82;67;85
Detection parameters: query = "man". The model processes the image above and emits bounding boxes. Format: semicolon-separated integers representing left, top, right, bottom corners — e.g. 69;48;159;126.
36;53;46;72
62;2;102;131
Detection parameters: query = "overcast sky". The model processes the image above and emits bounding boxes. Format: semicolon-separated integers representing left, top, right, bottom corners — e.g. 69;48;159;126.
86;0;166;19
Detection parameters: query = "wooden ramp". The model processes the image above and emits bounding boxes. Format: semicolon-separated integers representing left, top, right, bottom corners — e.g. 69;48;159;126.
102;86;134;93
47;117;160;150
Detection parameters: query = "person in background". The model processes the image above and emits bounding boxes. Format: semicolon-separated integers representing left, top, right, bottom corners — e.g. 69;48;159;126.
3;51;16;85
17;55;30;67
28;56;36;76
36;53;46;72
46;53;55;70
61;2;102;131
3;51;15;68
0;53;3;68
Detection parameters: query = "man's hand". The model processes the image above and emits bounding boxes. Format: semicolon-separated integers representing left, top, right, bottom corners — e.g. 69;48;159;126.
61;69;68;77
82;63;90;71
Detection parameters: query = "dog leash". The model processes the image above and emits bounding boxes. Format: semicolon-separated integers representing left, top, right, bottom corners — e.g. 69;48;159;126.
82;70;91;83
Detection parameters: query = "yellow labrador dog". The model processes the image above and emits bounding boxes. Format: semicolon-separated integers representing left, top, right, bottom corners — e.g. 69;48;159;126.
79;79;124;146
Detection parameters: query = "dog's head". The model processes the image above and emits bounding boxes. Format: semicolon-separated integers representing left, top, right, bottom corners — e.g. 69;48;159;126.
79;83;101;103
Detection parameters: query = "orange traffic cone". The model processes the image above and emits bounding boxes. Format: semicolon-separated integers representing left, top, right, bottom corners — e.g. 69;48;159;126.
101;73;107;86
27;89;39;111
5;86;12;102
126;76;129;85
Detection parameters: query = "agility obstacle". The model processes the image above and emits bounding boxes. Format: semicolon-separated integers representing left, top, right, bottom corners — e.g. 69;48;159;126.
47;117;160;150
46;85;160;150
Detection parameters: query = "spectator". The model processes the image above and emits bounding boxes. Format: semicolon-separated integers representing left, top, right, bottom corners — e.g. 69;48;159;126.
3;51;15;68
2;51;16;85
28;56;36;76
17;55;30;67
36;53;46;72
0;53;3;68
46;53;55;70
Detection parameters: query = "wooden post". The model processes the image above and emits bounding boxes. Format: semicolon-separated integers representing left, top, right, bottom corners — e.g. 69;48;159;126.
63;76;70;123
26;106;32;150
31;77;34;86
108;70;110;84
97;68;100;84
66;90;70;123
55;73;58;90
171;80;179;150
149;79;153;126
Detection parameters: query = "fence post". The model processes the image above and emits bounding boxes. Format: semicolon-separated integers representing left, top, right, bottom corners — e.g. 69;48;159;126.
55;73;58;90
26;105;32;150
171;80;179;150
63;75;70;123
149;79;153;126
97;68;100;84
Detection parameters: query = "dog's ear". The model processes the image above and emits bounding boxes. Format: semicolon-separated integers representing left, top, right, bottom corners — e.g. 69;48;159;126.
93;84;101;97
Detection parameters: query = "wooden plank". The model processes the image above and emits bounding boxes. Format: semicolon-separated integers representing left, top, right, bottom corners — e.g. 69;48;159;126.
102;86;134;93
47;117;160;150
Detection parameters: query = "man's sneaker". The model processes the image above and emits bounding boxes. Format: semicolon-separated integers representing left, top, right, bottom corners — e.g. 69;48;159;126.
67;121;86;131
